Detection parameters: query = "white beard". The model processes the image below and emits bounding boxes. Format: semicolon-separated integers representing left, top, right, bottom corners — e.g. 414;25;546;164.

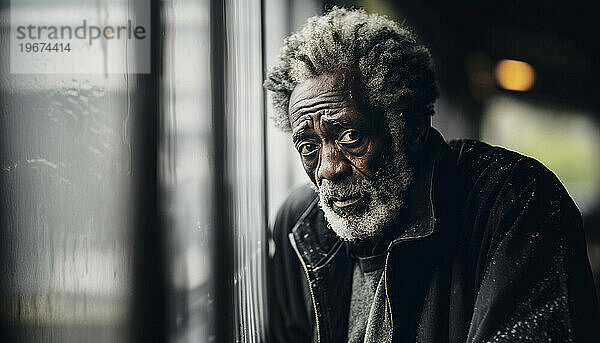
314;118;413;241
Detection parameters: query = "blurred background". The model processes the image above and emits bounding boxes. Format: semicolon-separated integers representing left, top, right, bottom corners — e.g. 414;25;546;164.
1;0;598;342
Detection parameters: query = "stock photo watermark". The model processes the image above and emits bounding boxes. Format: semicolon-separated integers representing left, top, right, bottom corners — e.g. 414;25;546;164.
10;0;150;74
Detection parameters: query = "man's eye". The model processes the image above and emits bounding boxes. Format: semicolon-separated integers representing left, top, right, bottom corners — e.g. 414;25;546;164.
299;143;319;156
338;130;362;145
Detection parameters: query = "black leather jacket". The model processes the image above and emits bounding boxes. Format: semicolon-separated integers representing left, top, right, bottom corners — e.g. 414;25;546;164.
268;129;599;342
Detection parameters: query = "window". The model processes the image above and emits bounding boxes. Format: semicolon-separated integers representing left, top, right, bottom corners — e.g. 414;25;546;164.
1;0;267;342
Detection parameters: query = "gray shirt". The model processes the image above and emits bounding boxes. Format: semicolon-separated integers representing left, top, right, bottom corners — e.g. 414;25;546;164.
347;252;392;343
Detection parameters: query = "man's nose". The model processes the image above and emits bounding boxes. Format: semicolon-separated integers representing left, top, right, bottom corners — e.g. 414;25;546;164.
316;143;352;184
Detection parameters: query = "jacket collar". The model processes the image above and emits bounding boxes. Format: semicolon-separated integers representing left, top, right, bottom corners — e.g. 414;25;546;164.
387;128;445;248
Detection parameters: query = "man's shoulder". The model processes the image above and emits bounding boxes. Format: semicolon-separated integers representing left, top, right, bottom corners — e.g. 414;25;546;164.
444;138;579;233
277;183;319;221
446;138;554;190
272;184;319;240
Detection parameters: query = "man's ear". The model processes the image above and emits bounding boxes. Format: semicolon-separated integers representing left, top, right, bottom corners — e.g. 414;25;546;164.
407;115;430;152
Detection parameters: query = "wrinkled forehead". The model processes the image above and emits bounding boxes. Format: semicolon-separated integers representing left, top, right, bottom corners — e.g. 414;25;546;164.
288;70;356;125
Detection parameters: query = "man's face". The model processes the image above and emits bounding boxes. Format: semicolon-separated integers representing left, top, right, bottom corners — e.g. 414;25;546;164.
289;70;413;241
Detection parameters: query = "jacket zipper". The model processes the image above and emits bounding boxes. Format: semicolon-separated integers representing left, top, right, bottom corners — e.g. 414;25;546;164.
383;250;394;341
290;235;321;343
384;231;435;341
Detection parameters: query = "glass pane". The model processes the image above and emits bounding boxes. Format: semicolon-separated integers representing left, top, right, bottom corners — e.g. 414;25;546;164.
0;6;134;343
159;0;213;342
224;0;268;341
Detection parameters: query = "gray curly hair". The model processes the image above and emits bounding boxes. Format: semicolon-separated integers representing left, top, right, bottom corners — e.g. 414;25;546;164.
264;7;438;132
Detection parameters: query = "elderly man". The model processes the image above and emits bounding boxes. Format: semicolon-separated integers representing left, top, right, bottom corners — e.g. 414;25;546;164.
264;8;598;343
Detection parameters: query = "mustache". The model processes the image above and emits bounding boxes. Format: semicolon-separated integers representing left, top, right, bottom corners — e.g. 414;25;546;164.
318;176;371;201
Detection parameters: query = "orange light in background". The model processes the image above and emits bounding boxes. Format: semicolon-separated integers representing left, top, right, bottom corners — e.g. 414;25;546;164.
494;59;535;91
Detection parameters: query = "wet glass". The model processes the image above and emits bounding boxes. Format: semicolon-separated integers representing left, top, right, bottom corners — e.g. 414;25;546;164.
0;1;136;341
1;0;272;341
224;0;268;340
159;0;213;342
